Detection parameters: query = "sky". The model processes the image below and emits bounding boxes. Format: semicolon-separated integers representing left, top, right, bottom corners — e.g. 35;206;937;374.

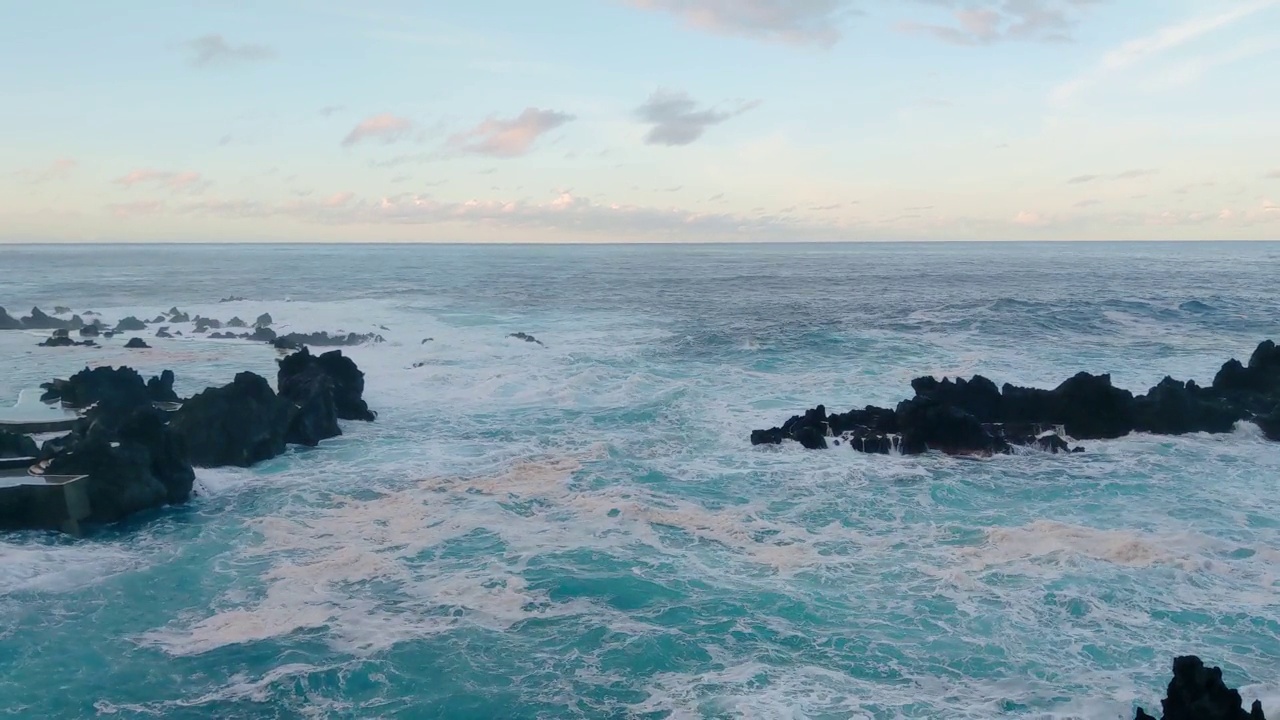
2;0;1279;243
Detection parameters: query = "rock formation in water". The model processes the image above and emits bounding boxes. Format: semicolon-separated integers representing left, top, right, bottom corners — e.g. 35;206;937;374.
219;296;246;303
271;331;382;350
113;316;148;332
278;347;377;422
255;313;272;327
21;307;69;330
509;332;545;346
0;307;22;329
1135;655;1266;720
752;340;1280;457
169;372;292;468
124;337;150;349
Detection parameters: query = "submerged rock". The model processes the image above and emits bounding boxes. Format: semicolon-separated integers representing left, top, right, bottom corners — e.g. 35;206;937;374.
114;316;148;332
124;338;150;349
79;323;101;337
53;306;71;315
38;335;95;348
272;331;382;349
509;332;545;347
219;296;246;303
1135;655;1267;720
155;326;172;338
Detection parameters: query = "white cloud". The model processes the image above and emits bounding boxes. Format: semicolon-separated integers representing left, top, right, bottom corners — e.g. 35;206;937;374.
1050;0;1280;104
636;90;760;146
342;114;415;146
627;0;856;46
447;108;575;157
184;35;275;67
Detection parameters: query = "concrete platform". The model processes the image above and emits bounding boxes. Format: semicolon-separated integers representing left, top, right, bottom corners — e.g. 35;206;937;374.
0;467;92;535
0;389;80;434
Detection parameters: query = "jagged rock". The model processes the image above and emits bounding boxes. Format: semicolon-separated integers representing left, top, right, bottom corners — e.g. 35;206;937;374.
255;313;273;328
114;316;147;332
53;306;71;314
68;314;84;330
509;332;545;346
277;347;376;422
193;317;222;333
79;323;100;337
1132;377;1243;435
124;338;150;349
155;327;172;339
146;369;179;403
277;361;341;446
40;366;151;408
0;431;39;459
169;372;291;468
40;404;194;524
38;335;95;348
227;316;247;328
248;326;276;342
21;307;69;330
897;397;1009;456
151;315;166;324
1134;655;1267;720
166;308;190;323
272;331;381;349
0;307;22;330
1256;404;1280;441
52;328;69;339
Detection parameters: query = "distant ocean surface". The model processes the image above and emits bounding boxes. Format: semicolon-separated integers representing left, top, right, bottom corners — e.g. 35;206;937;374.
2;242;1279;719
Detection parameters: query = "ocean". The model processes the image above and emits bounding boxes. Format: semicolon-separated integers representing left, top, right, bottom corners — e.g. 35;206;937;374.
1;242;1278;719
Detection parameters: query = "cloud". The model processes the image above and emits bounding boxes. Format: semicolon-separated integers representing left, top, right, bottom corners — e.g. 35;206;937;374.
15;157;76;183
447;108;575;157
636;90;760;146
626;0;857;46
184;34;275;67
318;105;345;117
1067;169;1157;184
108;200;166;218
1074;199;1102;208
322;191;355;207
899;0;1098;46
1050;1;1280;104
810;203;844;211
1013;210;1048;226
1267;170;1280;179
173;189;833;240
113;169;209;194
342;114;415;146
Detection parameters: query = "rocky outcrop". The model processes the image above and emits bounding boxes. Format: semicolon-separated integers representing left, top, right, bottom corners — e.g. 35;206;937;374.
193;316;222;332
753;341;1280;457
169;372;291;468
248;326;276;342
114;316;148;332
271;331;382;350
39;366;170;409
79;323;101;337
1135;656;1266;720
0;307;22;330
166;307;191;323
21;307;69;330
124;337;150;349
277;347;376;421
155;327;173;338
38;335;96;348
278;363;341;446
227;316;246;328
255;313;272;327
147;369;179;403
43;404;195;524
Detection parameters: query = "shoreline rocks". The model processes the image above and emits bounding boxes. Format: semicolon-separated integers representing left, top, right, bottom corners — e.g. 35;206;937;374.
1135;656;1266;720
753;340;1280;457
3;349;376;531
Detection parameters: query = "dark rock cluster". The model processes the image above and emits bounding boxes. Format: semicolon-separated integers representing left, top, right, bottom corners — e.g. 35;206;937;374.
2;350;375;530
752;340;1280;456
1135;656;1266;720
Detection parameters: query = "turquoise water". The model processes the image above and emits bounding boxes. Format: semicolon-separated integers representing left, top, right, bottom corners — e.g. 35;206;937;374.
1;243;1279;718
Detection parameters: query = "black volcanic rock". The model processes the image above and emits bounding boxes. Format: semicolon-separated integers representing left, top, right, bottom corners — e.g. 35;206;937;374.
0;431;39;460
22;307;68;330
248;326;276;342
227;316;247;328
40;366;151;408
193;317;222;333
255;313;272;327
68;314;84;330
147;369;179;403
155;327;172;338
272;331;381;349
220;296;246;303
79;323;100;337
114;316;148;332
509;332;545;346
124;337;150;349
39;335;95;348
53;306;71;314
1132;377;1243;435
277;362;341;446
751;340;1280;457
0;307;22;330
166;308;190;323
278;347;376;422
1135;655;1267;720
169;372;291;468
